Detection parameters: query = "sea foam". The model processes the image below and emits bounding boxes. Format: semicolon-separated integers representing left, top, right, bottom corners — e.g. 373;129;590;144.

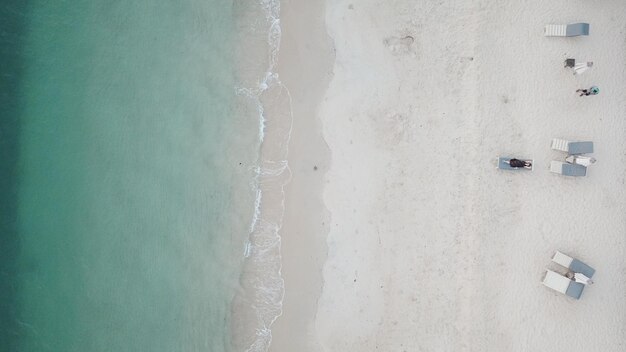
231;0;292;351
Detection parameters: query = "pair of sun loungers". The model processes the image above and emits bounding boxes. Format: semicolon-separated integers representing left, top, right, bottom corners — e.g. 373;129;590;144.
542;251;596;299
498;139;594;176
550;138;595;177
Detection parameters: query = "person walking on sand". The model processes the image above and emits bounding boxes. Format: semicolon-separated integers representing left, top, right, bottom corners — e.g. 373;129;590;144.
506;158;532;169
576;86;600;96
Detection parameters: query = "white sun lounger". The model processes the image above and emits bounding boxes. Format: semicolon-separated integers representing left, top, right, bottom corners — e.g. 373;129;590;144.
551;138;594;155
544;23;589;37
497;157;533;171
550;161;587;176
572;62;593;75
552;251;596;278
543;270;586;299
565;155;596;167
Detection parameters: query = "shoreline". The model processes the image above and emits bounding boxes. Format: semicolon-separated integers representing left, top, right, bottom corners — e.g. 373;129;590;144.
268;0;334;351
229;1;296;350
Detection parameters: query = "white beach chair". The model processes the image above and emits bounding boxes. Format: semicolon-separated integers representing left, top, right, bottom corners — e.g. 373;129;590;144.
550;161;587;177
552;251;573;268
573;62;593;75
542;270;585;299
544;23;589;37
565;155;596;167
551;138;594;155
551;251;596;278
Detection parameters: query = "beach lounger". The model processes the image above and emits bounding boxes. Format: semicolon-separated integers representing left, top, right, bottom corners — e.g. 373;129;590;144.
550;161;587;176
497;157;533;171
573;62;593;75
544;23;589;37
551;138;594;154
565;155;596;167
542;270;586;299
552;251;596;278
563;59;593;75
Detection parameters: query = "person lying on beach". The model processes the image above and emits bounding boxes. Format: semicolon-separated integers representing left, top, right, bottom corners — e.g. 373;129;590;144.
576;86;600;96
574;272;594;285
566;271;594;285
506;158;532;169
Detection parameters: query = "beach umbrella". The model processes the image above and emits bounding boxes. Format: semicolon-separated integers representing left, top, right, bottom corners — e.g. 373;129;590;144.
590;86;600;95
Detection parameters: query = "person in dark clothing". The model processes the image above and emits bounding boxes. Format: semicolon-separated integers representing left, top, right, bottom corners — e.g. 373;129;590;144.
576;86;599;96
508;158;532;169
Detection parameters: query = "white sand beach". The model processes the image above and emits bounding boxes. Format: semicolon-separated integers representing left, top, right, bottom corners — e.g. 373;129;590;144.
272;0;626;351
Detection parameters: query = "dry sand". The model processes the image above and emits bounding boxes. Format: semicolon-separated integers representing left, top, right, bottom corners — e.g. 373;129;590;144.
272;0;626;351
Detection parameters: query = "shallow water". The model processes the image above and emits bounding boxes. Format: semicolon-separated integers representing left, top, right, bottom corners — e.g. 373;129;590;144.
2;0;268;350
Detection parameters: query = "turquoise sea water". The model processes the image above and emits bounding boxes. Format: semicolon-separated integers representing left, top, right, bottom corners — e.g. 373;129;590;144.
1;1;275;351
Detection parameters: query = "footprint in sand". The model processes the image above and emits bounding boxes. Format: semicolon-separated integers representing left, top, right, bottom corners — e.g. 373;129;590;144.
383;35;415;55
371;111;415;148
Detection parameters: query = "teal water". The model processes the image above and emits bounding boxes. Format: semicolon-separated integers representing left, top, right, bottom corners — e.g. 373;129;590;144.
0;0;28;349
2;1;262;351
